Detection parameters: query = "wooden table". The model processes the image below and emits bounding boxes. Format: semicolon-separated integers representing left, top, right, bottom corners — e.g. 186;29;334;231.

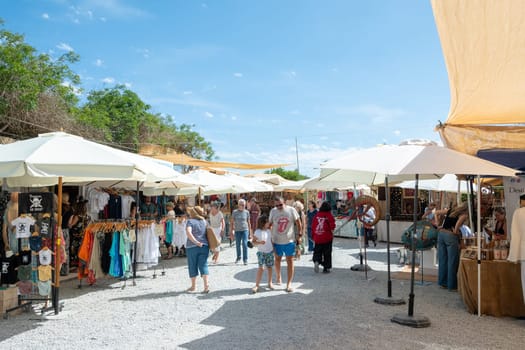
458;258;525;317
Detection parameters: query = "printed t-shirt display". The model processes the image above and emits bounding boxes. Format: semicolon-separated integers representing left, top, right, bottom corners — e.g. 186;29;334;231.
12;215;35;238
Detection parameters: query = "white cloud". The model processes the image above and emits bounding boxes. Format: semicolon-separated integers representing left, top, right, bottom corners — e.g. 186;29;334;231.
124;82;132;88
183;91;193;95
204;111;214;118
101;77;115;84
42;13;50;20
94;59;103;67
87;10;93;19
283;70;297;79
233;72;243;78
231;116;237;121
61;81;82;96
394;130;401;136
74;0;149;19
136;48;150;59
336;104;405;124
56;42;74;51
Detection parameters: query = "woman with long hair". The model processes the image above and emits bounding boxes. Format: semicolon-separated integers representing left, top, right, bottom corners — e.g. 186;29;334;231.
437;202;469;291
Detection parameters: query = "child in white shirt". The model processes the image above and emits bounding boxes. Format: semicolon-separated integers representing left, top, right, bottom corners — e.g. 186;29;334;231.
251;215;274;293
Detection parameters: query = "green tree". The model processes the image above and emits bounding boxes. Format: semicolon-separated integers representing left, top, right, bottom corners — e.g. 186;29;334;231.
266;167;309;181
76;85;215;161
0;20;81;138
75;85;148;149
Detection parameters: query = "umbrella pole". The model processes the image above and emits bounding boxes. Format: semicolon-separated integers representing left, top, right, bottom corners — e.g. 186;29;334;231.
477;175;481;317
374;176;404;305
133;181;139;283
54;177;63;315
392;174;430;327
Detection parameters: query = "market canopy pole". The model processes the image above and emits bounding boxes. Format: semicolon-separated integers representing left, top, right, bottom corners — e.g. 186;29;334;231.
392;174;431;328
53;176;63;314
374;176;405;305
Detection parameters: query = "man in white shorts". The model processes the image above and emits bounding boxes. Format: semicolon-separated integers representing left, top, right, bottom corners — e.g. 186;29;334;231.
269;196;302;293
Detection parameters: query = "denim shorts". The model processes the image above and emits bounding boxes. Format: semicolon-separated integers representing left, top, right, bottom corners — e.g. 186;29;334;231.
257;251;275;267
274;242;296;257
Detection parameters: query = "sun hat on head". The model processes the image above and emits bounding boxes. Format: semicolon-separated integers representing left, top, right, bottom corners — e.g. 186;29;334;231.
187;206;205;220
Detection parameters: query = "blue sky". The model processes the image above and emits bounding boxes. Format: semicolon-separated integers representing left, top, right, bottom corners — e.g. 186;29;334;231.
1;0;451;177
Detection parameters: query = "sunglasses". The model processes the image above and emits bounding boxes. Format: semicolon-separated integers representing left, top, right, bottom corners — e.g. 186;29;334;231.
276;203;283;208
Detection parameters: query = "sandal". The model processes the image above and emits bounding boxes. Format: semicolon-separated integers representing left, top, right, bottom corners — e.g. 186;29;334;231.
267;285;274;290
251;286;259;294
286;287;294;293
186;287;196;293
202;287;210;294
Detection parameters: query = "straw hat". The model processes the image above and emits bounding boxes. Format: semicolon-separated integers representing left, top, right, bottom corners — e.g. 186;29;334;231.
187;206;205;220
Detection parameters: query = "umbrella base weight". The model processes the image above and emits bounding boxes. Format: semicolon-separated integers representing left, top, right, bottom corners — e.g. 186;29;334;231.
374;296;406;305
391;313;431;328
350;264;372;271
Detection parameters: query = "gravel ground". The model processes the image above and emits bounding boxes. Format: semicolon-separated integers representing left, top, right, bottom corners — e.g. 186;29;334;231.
1;237;524;350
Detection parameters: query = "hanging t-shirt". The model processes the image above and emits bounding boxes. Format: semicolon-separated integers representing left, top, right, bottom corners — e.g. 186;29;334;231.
18;250;32;265
37;265;52;281
17;265;32;281
29;235;42;252
37;280;51;296
12;216;36;238
17;280;33;295
39;248;53;266
38;216;51;236
1;255;18;284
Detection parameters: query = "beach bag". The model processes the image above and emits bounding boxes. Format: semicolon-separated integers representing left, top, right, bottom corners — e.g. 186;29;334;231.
401;220;438;251
206;226;220;251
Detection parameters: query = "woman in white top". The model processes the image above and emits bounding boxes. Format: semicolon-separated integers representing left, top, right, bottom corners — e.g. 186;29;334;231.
209;202;225;264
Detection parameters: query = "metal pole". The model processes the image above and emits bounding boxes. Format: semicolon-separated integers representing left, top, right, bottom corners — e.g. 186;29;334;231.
408;174;419;316
133;181;140;280
295;137;300;174
386;176;392;297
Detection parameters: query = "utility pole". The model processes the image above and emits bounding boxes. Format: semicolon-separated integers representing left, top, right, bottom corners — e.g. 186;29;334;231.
295;136;300;174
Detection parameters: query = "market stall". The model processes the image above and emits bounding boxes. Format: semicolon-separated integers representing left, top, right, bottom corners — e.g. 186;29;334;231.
458;258;525;317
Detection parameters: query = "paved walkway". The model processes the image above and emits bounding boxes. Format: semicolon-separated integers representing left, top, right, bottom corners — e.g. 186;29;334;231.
0;238;524;349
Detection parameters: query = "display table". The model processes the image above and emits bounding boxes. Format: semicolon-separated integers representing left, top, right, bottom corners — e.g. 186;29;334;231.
458;258;525;317
334;217;358;238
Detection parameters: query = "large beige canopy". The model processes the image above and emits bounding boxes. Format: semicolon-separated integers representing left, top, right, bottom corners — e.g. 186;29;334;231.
140;144;290;170
432;0;525;154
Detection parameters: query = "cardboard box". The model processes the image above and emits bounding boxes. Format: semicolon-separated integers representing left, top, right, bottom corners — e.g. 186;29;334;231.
0;286;20;314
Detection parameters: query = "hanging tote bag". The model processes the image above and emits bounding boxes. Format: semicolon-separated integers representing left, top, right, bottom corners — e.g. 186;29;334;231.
206;225;221;251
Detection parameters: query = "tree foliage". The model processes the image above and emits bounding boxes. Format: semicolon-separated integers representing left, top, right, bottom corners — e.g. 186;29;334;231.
0;21;215;162
0;20;81;138
266;167;309;181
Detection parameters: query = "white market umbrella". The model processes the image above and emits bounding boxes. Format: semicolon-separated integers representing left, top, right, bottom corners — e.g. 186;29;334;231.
0;132;137;186
396;174;472;193
224;173;274;192
185;170;253;195
320;144;517;325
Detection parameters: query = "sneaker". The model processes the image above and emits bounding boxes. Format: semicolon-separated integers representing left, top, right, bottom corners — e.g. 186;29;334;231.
314;262;320;273
235;259;241;264
243;261;248;265
323;268;331;274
